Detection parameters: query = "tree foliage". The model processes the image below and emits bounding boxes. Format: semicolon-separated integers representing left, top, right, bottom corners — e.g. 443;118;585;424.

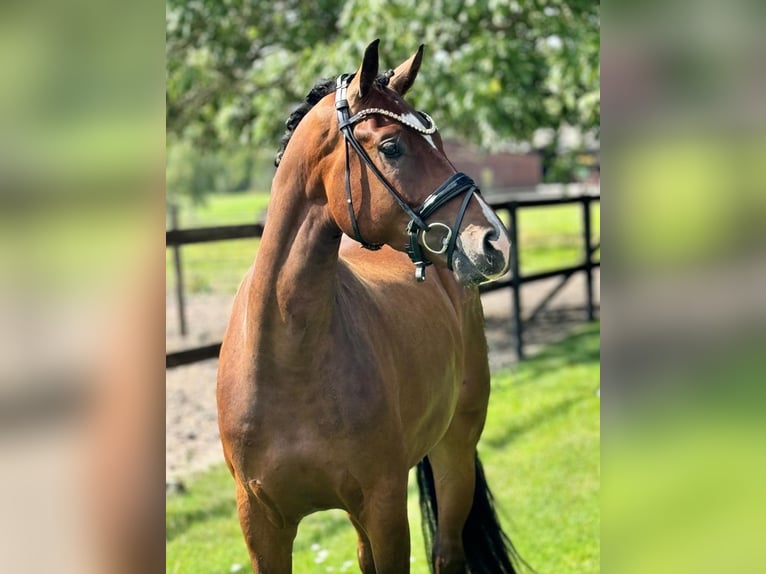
167;0;599;151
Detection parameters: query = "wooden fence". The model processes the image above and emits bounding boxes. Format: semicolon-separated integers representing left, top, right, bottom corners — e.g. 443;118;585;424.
166;190;599;367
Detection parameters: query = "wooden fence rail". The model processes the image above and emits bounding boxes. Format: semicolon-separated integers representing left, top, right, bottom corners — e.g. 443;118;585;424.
166;223;265;246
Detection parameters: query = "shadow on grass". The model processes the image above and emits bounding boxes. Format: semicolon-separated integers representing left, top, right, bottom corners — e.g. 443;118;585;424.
483;394;587;450
484;308;600;373
484;322;599;449
516;321;600;384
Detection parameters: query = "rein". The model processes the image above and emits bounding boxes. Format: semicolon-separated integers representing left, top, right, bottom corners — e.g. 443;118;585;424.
334;74;479;282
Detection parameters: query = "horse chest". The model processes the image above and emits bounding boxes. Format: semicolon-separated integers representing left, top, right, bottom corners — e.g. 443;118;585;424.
247;359;388;436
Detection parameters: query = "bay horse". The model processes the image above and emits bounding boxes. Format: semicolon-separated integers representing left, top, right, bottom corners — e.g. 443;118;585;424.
217;40;524;573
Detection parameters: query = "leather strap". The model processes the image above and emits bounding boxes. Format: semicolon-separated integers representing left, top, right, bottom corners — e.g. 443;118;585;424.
334;74;478;281
336;76;428;233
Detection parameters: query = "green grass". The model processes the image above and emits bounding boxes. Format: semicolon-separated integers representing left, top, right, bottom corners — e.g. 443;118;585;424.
166;323;600;573
166;192;269;294
168;192;272;228
166;193;600;295
166;238;261;295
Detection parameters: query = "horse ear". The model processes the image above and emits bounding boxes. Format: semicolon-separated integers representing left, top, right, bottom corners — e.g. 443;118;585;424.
389;44;424;96
350;39;380;101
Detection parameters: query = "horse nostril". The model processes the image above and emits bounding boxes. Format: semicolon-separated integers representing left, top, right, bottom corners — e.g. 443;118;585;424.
483;224;509;256
483;227;500;250
480;226;510;276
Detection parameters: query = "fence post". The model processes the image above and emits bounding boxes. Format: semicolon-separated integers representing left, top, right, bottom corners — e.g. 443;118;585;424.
509;204;524;360
169;203;188;336
582;196;594;322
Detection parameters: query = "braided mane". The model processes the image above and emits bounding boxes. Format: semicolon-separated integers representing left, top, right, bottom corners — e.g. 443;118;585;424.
274;71;395;167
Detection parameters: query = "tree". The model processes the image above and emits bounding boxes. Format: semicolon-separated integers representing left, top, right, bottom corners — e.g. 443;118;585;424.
167;0;599;152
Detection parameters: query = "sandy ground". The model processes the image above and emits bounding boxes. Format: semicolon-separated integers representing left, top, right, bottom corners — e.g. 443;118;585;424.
166;270;599;483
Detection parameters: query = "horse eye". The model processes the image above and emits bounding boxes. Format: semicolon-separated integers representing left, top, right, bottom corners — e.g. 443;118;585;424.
379;140;402;159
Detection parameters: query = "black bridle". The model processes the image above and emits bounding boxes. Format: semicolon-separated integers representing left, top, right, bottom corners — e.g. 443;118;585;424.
334;73;479;282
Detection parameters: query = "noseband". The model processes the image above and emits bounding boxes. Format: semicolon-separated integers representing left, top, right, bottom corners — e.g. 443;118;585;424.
335;74;479;282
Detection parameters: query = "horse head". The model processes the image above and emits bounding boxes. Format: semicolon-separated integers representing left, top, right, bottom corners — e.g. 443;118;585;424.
289;40;512;285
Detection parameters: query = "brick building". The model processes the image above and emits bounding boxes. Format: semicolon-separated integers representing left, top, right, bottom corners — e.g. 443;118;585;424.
442;141;542;190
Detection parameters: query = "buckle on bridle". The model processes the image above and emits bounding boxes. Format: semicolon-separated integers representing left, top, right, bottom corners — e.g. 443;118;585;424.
414;262;427;282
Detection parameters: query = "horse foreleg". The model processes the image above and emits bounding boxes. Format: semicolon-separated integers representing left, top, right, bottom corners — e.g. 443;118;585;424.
235;481;297;574
355;479;410;574
348;514;376;574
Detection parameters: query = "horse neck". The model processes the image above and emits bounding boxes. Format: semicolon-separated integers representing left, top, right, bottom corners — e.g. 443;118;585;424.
247;167;341;365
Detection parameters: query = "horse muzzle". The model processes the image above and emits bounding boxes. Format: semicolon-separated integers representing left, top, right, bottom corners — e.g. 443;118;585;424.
452;218;511;285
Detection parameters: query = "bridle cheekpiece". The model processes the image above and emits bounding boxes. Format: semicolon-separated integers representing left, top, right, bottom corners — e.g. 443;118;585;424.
334;73;479;282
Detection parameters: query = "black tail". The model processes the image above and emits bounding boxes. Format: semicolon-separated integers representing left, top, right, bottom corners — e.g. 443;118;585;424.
416;453;528;574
